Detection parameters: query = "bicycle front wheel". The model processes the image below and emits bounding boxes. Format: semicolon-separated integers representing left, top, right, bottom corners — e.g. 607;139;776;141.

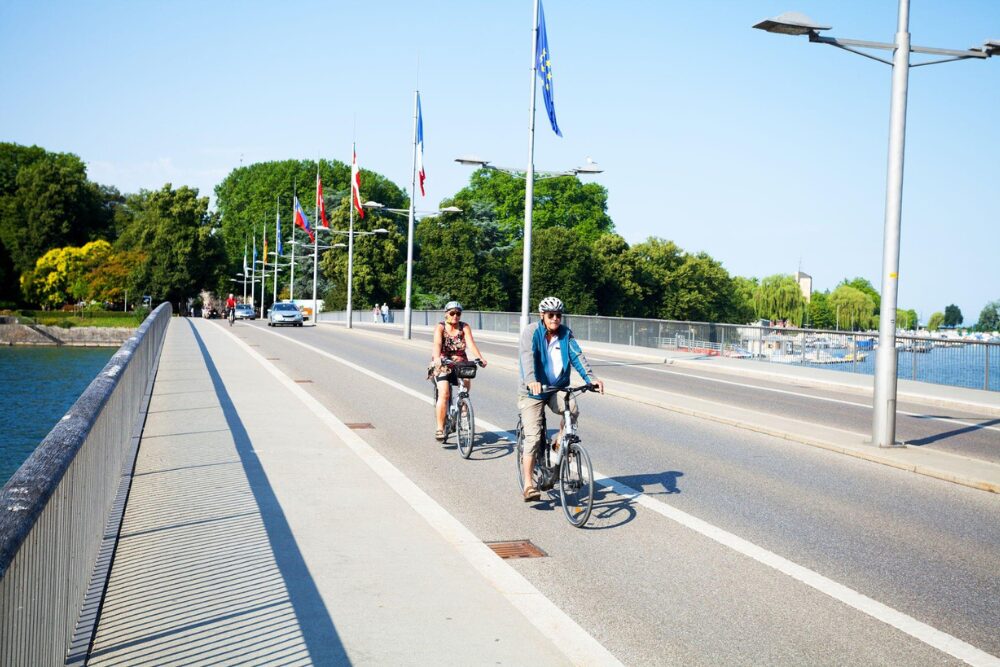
457;397;475;459
559;443;594;527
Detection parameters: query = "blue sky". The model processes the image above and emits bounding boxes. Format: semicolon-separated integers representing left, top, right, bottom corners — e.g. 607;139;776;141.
1;1;997;324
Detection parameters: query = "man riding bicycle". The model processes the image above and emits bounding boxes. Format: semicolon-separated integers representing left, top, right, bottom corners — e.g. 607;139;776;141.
430;301;487;441
224;293;237;321
518;296;604;502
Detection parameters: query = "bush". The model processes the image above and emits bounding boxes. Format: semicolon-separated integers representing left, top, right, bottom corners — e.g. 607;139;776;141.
55;319;75;329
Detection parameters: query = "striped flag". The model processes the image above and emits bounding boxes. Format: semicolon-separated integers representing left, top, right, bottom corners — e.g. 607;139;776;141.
294;196;314;242
316;172;329;229
351;145;365;218
416;93;426;196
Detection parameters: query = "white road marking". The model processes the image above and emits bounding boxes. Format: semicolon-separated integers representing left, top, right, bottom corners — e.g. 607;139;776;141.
591;357;1000;435
227;324;622;666
252;324;1000;666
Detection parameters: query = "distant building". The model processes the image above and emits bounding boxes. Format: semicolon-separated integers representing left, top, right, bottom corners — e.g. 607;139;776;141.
795;271;812;303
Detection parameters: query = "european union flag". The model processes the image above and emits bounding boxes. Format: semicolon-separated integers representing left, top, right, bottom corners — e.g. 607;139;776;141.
536;0;562;137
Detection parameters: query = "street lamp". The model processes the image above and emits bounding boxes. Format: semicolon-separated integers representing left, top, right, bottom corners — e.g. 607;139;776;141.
326;226;388;327
455;155;603;330
754;4;996;448
364;200;462;339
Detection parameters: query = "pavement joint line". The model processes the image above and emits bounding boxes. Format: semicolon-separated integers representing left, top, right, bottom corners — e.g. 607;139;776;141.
221;323;622;666
244;323;1000;665
303;323;1000;495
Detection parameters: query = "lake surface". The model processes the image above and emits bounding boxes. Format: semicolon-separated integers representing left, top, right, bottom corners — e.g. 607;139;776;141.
0;346;115;486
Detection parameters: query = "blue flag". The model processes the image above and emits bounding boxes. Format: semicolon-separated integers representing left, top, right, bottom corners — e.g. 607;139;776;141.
536;0;562;137
276;212;283;256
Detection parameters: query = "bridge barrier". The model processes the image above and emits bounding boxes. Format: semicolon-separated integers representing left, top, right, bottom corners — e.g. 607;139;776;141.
324;309;998;392
0;302;171;666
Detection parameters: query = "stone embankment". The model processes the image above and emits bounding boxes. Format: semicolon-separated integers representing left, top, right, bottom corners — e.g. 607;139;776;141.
0;324;135;347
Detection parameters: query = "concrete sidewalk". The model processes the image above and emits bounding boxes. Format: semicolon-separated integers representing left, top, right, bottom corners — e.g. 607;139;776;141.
88;318;618;666
328;320;1000;495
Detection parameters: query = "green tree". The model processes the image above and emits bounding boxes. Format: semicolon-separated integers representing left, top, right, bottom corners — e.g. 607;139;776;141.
808;290;835;329
413;213;509;310
511;227;597;315
625;237;684;319
839;277;880;314
829;284;875;330
449;169;614;245
975;301;999;332
115;185;224;306
0;150;110;276
752;274;807;326
729;276;758;324
927;311;945;332
943;304;963;328
84;248;146;306
896;308;918;331
661;252;737;323
592;233;643;317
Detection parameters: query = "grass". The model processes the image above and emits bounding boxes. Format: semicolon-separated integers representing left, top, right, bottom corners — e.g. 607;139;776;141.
4;310;146;328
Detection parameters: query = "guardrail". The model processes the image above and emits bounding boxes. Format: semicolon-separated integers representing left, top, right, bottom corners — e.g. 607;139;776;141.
324;308;998;392
0;302;171;665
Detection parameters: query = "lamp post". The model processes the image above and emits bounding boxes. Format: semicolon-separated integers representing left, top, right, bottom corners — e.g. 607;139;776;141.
363;201;462;339
455;155;602;331
754;6;997;448
332;226;388;327
301;241;346;326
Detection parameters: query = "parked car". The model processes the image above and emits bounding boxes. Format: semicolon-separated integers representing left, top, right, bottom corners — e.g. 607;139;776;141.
268;302;303;327
234;304;256;320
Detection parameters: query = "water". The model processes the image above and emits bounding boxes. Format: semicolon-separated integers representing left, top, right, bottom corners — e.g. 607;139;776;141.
0;346;115;486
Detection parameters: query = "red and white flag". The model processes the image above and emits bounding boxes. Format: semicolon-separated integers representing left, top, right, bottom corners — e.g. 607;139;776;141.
416;92;425;197
316;172;329;229
351;146;365;218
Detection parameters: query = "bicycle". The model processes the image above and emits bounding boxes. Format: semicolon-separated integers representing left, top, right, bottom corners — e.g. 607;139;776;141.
226;306;235;326
515;385;597;527
434;358;484;459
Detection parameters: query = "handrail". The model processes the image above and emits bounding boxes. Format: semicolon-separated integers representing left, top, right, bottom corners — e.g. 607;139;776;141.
0;302;172;666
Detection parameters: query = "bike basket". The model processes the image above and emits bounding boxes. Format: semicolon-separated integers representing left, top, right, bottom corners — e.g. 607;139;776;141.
454;361;478;379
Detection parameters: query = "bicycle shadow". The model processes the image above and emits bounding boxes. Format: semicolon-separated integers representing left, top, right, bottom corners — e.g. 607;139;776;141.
610;471;685;496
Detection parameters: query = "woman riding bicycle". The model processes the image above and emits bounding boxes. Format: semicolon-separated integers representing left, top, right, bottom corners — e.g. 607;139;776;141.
518;296;604;502
430;301;487;441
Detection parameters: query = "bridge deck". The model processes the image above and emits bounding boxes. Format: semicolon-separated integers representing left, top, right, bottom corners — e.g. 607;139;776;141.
87;318;589;666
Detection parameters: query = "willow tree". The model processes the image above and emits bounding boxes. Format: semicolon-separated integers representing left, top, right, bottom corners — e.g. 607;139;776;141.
829;285;876;331
752;274;806;326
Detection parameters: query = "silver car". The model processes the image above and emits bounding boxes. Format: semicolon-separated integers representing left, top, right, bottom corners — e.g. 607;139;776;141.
267;302;304;327
234;304;256;320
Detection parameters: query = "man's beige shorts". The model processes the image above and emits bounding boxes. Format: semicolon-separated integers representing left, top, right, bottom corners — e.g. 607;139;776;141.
518;392;578;456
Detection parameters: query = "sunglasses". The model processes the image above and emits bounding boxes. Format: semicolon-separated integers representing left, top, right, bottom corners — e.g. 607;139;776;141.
447;310;461;316
543;312;563;320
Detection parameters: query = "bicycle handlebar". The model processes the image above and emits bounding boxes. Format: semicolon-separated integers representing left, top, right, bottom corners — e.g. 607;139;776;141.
440;357;485;367
535;384;597;395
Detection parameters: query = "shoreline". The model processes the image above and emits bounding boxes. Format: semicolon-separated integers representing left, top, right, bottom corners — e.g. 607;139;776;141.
0;323;135;347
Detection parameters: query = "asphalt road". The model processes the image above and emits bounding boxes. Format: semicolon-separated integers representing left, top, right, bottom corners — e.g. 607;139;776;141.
223;319;1000;665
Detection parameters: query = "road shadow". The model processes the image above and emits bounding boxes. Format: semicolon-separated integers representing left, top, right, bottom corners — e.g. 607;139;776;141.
469;431;514;460
904;417;1000;447
611;471;685;496
185;320;349;665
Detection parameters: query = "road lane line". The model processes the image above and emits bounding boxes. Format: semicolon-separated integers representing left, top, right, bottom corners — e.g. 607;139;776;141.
252;325;1000;666
225;324;622;666
594;359;1000;435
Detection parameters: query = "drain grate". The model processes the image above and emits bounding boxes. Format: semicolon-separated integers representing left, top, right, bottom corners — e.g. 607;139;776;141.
294;379;313;383
266;357;279;360
346;422;374;429
486;540;547;559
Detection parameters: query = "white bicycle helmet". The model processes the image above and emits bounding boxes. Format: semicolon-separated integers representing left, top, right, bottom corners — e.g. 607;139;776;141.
538;296;564;313
444;300;463;313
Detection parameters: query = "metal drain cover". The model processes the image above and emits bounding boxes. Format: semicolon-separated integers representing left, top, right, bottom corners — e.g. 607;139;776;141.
486;540;547;559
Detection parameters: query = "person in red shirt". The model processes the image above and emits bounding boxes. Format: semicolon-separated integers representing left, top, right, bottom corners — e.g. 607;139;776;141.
225;294;237;320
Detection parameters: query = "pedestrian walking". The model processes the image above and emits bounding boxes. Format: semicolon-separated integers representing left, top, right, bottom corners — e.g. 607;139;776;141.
372;304;380;323
380;302;388;323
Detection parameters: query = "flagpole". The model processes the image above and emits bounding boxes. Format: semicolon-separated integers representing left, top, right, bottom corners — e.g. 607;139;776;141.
521;0;540;332
290;199;296;301
251;231;257;315
404;90;420;340
312;162;321;326
273;198;279;304
243;238;248;303
260;223;266;315
346;151;355;330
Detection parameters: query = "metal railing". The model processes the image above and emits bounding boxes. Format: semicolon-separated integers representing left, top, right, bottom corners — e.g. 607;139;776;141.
324;308;999;392
0;302;171;666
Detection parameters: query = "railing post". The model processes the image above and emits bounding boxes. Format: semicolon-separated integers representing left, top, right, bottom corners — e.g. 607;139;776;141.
985;343;990;391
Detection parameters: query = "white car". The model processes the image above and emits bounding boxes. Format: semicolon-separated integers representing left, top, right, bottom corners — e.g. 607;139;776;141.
268;302;304;327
